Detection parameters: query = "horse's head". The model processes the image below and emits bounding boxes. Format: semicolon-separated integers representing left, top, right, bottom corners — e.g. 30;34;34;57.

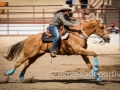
80;18;110;43
98;23;110;43
95;18;110;43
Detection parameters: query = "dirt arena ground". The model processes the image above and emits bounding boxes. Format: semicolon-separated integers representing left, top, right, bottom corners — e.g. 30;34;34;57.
0;34;120;90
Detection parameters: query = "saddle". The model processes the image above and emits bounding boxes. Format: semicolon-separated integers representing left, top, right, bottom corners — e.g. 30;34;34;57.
41;25;69;43
41;25;72;55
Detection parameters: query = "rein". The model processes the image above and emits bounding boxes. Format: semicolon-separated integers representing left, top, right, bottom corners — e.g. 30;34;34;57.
80;27;89;39
78;25;104;45
77;22;88;39
78;21;106;45
95;21;107;45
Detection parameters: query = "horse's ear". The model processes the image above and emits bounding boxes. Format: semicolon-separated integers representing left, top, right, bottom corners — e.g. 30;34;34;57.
95;18;104;23
92;13;100;21
91;13;96;19
99;18;104;23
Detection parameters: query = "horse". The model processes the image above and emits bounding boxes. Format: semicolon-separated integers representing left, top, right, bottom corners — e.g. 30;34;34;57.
4;18;110;82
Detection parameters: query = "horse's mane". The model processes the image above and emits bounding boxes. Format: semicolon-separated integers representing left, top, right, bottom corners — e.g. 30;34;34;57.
80;18;102;23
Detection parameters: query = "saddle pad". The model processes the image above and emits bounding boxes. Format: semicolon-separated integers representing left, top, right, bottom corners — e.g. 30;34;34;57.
41;32;54;43
61;32;69;40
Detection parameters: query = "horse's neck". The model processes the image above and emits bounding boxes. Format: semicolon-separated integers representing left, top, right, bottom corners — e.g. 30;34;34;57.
84;28;95;36
81;21;97;37
80;28;94;38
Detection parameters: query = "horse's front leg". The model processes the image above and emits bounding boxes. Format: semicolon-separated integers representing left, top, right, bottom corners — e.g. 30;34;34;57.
78;47;97;57
81;55;93;70
77;47;101;81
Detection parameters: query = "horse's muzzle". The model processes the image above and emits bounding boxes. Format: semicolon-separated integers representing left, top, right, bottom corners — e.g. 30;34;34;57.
102;37;110;43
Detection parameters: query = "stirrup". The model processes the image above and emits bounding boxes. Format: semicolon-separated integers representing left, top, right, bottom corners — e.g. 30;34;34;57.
50;51;56;57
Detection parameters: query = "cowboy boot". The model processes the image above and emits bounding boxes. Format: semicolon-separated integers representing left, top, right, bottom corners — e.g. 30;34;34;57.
50;51;57;57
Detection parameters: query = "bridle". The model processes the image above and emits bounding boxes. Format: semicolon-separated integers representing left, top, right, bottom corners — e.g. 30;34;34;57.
78;19;108;45
78;20;105;39
98;23;109;36
95;19;109;37
95;20;110;45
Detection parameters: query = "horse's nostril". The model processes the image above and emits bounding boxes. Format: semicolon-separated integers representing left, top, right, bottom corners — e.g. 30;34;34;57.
107;38;110;43
107;38;110;40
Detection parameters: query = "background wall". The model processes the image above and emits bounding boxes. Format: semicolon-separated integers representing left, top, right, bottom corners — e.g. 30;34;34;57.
0;0;79;5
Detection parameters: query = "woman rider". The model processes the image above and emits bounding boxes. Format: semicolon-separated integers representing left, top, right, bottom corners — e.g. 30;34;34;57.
49;4;79;57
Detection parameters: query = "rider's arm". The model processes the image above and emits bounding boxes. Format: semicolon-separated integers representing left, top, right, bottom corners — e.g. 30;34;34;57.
57;12;75;26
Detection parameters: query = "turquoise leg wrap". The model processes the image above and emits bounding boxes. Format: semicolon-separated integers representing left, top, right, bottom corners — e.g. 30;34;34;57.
7;68;15;75
91;58;101;81
94;58;98;67
93;67;99;72
96;76;101;81
19;71;25;81
91;70;97;78
91;70;101;81
93;58;99;72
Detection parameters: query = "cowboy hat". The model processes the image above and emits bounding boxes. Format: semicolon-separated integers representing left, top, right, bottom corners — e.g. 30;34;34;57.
56;4;73;13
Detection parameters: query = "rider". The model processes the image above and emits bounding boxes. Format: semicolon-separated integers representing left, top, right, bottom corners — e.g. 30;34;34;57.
49;4;79;57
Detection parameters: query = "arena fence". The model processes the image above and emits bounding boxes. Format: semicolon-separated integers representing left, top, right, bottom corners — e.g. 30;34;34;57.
0;4;120;36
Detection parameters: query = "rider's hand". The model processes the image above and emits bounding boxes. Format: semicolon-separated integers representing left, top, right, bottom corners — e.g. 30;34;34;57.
74;24;78;27
74;24;80;30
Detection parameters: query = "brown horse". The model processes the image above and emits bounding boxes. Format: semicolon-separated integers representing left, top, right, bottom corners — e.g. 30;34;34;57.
4;18;110;81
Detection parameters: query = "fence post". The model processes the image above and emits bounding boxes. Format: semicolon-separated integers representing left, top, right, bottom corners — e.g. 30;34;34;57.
7;9;9;35
43;9;45;32
117;7;120;56
33;6;35;21
82;10;85;20
119;9;120;56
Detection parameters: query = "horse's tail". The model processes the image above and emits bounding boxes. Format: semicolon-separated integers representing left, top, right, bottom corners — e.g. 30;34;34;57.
4;39;26;61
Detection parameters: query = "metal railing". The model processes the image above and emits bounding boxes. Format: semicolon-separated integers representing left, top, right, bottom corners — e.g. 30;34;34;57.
0;4;120;36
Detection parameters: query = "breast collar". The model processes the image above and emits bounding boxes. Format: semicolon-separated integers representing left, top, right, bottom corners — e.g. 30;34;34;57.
79;23;88;40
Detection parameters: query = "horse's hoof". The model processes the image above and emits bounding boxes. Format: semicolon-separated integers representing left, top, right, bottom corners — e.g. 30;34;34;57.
19;71;25;81
96;76;101;81
19;76;24;81
4;72;9;76
4;68;15;76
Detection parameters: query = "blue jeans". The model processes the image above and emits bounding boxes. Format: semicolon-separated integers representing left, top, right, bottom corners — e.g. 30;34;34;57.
49;26;60;53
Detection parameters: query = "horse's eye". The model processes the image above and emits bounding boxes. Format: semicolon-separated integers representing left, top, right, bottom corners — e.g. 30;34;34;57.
101;27;104;29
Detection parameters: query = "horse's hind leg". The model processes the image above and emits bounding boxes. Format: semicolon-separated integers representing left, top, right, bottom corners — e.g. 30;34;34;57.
19;54;44;80
4;55;28;76
19;60;35;81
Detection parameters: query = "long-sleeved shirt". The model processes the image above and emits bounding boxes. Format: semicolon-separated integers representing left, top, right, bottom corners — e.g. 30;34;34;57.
49;12;74;27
